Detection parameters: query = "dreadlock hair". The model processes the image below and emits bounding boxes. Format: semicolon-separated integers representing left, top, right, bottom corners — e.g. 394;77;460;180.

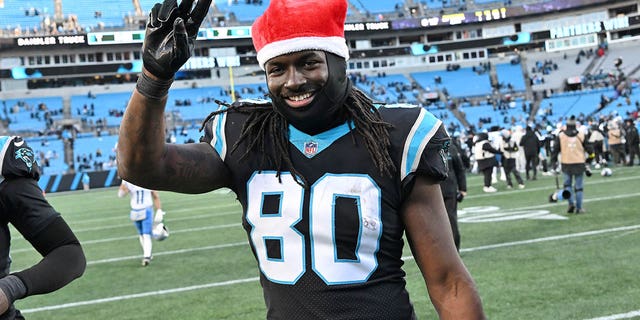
200;86;395;189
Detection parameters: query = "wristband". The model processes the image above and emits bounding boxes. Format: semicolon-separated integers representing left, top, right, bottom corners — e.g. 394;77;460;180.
0;275;27;303
136;72;173;100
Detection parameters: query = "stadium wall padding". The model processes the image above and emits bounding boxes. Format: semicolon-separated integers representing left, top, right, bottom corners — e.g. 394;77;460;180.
39;168;122;193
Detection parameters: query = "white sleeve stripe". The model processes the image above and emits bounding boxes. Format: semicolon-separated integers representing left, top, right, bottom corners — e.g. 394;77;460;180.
400;109;442;180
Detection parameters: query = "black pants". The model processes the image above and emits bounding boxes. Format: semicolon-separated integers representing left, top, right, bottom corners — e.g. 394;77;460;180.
503;158;524;186
627;144;640;165
524;153;538;179
444;195;460;251
610;143;626;165
592;141;604;163
482;166;493;187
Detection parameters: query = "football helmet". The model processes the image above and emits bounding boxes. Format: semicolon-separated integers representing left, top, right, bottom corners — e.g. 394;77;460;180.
152;222;169;241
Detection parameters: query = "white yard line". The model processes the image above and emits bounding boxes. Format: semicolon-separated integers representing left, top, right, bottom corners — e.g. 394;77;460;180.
584;310;640;320
21;223;640;315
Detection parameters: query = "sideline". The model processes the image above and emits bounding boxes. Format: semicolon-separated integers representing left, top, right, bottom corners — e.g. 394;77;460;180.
21;223;640;315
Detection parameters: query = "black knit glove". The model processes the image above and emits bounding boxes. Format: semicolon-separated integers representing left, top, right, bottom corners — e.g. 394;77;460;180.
142;0;212;80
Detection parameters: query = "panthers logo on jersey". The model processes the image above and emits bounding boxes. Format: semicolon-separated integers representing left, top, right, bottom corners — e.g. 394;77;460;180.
14;145;36;173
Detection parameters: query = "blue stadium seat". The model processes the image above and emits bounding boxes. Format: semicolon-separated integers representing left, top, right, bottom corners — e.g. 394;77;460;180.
412;67;493;98
495;63;527;92
25;136;68;176
354;0;403;14
4;97;63;134
214;0;269;22
72;134;119;172
0;0;137;32
0;1;52;33
166;85;226;122
71;92;131;128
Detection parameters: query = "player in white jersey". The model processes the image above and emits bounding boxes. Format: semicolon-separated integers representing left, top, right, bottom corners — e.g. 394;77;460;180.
118;180;163;266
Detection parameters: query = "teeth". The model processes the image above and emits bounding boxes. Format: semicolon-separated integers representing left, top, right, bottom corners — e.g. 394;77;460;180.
288;93;312;101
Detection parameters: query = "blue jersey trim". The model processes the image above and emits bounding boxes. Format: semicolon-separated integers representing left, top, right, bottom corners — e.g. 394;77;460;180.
210;105;228;161
289;122;352;158
401;108;442;180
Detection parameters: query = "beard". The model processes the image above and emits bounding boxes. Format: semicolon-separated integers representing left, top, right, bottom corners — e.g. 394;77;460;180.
269;52;351;136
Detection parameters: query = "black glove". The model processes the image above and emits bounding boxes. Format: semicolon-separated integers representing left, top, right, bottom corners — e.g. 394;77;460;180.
142;0;212;80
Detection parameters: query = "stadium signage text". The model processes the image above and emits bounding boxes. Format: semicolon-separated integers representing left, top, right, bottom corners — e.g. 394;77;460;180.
344;22;391;32
550;16;630;39
16;35;86;47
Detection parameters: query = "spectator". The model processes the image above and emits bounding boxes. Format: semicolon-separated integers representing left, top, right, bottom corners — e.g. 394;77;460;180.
624;118;639;166
474;132;501;192
499;129;525;189
520;125;541;180
439;142;467;251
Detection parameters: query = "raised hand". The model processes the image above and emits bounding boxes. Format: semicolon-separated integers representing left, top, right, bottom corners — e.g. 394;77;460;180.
142;0;212;80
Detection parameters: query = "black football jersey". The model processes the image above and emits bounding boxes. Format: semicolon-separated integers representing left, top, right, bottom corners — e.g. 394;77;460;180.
202;103;449;319
0;136;58;319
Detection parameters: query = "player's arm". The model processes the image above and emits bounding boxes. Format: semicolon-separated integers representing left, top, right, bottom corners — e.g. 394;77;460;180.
117;181;129;197
119;92;229;193
482;142;501;154
117;0;227;193
0;178;85;314
151;190;162;210
401;175;485;319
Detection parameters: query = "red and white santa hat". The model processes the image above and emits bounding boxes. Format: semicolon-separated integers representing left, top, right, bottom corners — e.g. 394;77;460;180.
251;0;350;70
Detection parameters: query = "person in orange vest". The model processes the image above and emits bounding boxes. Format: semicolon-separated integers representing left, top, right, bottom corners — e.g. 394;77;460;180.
550;116;593;214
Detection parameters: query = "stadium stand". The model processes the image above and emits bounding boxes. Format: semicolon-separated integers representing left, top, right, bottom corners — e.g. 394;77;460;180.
495;62;527;92
3;96;63;133
0;1;51;34
411;66;493;98
352;0;407;15
72;133;119;172
351;72;420;104
25;135;68;176
213;0;269;23
71;92;130;129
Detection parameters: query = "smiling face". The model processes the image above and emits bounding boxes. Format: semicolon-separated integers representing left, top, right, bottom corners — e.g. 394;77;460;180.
265;50;329;109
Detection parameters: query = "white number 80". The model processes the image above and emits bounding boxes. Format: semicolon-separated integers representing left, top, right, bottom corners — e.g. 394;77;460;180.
246;172;383;285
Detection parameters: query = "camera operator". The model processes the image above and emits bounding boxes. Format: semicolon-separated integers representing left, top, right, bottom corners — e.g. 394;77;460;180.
550;116;593;214
440;142;467;252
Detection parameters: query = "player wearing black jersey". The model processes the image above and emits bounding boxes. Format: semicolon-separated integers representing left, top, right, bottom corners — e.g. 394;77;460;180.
117;0;485;318
0;136;86;319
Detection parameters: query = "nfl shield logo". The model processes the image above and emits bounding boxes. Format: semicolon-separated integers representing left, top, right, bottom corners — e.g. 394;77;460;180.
304;141;318;157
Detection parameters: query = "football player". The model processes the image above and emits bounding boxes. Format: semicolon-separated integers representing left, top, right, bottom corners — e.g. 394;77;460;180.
118;180;163;266
117;0;485;318
0;136;86;318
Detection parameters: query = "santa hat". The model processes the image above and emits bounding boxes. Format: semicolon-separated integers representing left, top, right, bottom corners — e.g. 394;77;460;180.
251;0;350;70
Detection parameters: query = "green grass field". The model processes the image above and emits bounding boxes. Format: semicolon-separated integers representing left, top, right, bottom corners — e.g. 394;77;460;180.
10;166;640;319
